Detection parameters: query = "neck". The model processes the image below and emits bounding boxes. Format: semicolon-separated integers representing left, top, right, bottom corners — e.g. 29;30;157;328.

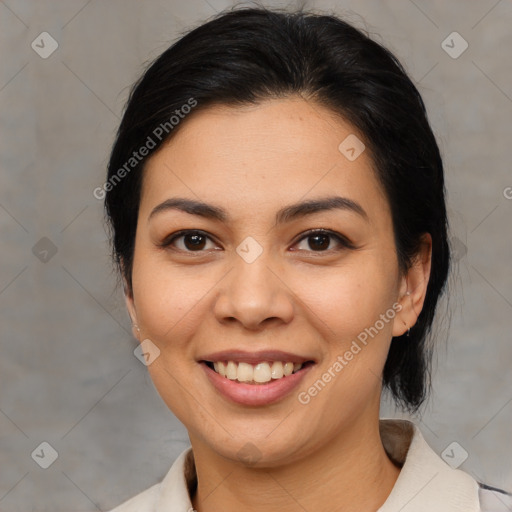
190;416;401;512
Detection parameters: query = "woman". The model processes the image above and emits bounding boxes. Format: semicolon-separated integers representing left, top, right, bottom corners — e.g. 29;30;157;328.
104;7;511;511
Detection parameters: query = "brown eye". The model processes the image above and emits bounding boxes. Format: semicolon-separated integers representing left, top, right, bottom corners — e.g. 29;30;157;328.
307;233;331;251
161;230;217;252
183;233;207;250
293;229;355;252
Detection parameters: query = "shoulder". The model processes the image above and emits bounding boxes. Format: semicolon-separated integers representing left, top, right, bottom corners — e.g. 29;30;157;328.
378;419;511;512
478;482;512;512
105;447;195;511
106;482;160;512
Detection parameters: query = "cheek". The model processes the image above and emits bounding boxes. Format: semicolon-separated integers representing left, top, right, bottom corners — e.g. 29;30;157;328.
131;258;217;423
290;270;397;436
132;246;399;353
132;257;211;341
294;258;399;344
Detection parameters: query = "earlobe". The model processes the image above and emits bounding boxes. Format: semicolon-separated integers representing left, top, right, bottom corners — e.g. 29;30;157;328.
131;322;141;341
393;290;412;337
122;276;140;340
126;297;141;341
393;234;432;337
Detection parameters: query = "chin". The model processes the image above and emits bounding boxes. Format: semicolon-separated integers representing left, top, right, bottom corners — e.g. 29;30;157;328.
201;426;311;468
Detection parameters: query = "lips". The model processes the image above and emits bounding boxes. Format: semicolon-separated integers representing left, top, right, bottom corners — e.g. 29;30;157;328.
205;360;308;383
198;350;316;406
199;350;315;383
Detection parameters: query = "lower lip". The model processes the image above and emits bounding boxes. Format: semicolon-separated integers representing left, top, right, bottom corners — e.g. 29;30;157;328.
200;362;314;406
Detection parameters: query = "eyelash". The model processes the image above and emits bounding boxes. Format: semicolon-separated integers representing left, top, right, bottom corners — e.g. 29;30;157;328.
159;229;356;255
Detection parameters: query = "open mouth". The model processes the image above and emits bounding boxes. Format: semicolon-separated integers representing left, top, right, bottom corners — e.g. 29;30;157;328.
202;360;315;385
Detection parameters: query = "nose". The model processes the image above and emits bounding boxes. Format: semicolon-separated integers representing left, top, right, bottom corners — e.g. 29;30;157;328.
213;252;295;331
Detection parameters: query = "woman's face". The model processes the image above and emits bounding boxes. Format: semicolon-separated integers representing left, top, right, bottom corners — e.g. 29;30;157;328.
126;96;425;466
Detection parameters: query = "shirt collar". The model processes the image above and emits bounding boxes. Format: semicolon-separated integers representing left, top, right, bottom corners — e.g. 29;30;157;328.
156;419;480;512
377;419;480;511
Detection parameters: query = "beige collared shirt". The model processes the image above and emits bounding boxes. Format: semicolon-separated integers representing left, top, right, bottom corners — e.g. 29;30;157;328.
108;419;511;511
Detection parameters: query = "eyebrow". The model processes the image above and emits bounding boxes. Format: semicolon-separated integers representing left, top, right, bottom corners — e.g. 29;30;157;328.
148;195;369;224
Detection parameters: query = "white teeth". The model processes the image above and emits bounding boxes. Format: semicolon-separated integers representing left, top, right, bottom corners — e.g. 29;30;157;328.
271;361;284;379
237;362;253;382
283;362;293;376
226;361;238;380
254;363;272;383
210;360;304;383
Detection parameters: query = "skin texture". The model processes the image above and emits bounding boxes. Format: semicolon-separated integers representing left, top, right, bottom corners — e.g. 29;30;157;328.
124;96;432;512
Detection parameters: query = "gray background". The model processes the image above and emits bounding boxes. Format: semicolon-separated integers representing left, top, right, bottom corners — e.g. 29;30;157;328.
1;0;511;510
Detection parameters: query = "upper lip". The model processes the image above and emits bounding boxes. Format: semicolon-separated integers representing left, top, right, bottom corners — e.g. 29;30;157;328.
198;350;316;364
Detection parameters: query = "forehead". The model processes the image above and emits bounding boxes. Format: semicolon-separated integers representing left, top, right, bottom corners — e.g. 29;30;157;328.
139;97;389;224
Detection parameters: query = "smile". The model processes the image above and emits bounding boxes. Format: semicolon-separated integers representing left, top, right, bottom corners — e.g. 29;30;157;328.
204;360;312;384
198;350;316;406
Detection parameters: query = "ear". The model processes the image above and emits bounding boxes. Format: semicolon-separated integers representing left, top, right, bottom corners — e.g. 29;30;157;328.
392;233;432;337
120;261;140;340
